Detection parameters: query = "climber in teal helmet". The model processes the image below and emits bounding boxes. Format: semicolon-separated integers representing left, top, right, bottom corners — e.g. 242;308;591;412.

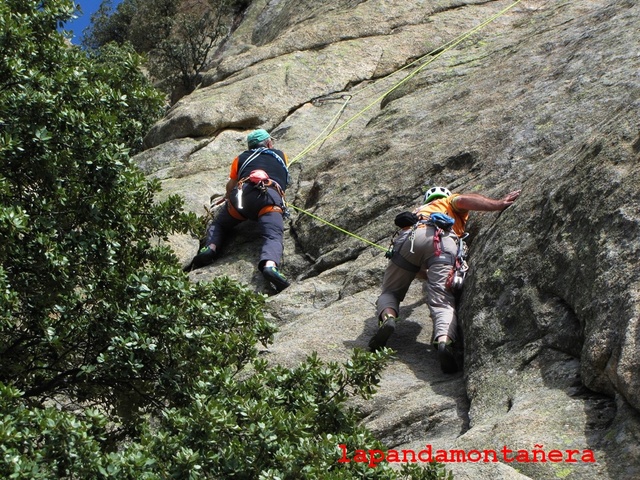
369;186;521;373
188;129;291;292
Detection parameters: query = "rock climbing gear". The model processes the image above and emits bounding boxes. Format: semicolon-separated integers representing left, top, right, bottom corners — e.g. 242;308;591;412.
288;0;525;167
287;204;388;253
239;147;290;186
229;169;287;221
446;233;469;292
408;213;455;254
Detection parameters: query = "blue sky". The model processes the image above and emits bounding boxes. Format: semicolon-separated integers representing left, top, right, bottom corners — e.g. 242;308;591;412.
64;0;124;45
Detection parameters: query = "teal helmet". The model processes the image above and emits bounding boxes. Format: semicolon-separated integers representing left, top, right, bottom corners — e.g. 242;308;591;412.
424;186;451;204
247;129;271;148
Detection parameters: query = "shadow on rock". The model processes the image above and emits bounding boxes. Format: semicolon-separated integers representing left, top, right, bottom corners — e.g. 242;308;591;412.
345;291;471;450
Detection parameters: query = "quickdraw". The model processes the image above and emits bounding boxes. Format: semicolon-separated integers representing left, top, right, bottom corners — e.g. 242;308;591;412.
446;233;469;292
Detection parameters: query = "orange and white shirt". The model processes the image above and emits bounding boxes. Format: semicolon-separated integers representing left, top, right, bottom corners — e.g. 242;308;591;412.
415;194;469;237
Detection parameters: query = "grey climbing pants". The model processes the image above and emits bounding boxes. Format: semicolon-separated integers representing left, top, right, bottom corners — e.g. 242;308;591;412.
376;225;459;344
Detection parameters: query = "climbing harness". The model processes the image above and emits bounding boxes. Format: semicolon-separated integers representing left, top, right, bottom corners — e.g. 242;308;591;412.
385;211;455;261
384;212;469;291
418;215;470;292
230;168;287;221
227;200;284;221
410;213;455;254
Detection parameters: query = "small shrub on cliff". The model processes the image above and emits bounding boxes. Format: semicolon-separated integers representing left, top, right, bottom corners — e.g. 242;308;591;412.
0;1;449;478
84;0;251;99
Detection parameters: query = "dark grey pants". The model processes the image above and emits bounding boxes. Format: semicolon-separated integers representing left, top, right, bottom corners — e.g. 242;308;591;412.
205;185;285;269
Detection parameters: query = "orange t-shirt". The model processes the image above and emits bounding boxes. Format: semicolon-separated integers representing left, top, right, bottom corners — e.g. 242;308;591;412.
229;156;241;180
415;194;469;236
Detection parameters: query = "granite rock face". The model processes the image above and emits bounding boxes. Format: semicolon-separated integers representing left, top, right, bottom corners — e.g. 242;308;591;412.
135;1;640;478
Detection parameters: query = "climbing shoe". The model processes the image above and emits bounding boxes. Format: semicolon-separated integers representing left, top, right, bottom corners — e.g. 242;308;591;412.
191;246;216;269
368;316;396;352
438;341;458;374
262;266;290;292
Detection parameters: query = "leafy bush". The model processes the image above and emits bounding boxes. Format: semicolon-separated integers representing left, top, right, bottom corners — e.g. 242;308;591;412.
0;1;451;478
0;384;110;479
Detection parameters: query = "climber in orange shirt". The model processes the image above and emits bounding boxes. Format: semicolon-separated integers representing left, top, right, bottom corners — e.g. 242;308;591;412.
370;186;521;373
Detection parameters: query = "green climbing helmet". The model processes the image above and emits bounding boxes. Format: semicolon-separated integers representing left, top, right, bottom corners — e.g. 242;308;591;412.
424;186;452;204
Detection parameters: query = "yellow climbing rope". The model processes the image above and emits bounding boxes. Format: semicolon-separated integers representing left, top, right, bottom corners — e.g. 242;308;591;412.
288;0;524;167
284;0;526;251
293;95;353;163
272;0;525;253
287;204;388;252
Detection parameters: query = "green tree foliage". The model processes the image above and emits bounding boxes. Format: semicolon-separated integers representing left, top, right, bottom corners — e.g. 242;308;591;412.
146;0;228;96
0;0;196;415
85;0;251;99
0;1;451;478
81;0;139;48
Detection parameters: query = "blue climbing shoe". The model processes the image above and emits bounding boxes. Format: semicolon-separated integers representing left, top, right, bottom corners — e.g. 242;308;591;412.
262;266;290;292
